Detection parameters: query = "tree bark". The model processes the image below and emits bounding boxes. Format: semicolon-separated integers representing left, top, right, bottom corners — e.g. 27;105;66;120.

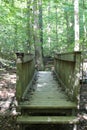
39;0;44;58
47;1;51;51
65;11;70;44
55;5;58;45
83;0;87;42
74;0;80;51
33;0;44;70
14;24;18;52
27;0;32;52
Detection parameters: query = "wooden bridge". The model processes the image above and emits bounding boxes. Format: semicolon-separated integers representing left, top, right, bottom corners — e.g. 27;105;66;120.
16;52;81;130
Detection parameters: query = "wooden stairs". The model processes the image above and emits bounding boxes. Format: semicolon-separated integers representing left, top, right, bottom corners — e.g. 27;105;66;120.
17;71;79;130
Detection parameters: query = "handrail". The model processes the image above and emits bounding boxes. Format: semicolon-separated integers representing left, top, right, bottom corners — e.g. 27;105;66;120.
54;51;81;103
16;53;35;102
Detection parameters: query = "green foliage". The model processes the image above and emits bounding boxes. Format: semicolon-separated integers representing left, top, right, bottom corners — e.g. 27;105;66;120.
0;0;87;58
0;0;28;56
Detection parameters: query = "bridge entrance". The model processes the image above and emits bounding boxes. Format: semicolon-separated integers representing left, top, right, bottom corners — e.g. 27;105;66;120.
16;52;81;130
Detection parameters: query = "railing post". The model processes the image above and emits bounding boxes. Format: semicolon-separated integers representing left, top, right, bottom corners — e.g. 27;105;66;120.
73;52;81;102
16;53;24;102
16;53;35;102
54;51;81;103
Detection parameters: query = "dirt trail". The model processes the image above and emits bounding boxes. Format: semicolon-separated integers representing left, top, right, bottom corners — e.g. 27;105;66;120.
0;69;16;114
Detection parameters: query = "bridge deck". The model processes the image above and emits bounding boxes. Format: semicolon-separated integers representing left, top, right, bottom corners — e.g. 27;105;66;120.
22;71;76;109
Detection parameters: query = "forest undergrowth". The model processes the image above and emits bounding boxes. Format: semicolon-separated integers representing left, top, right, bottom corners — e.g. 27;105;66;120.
0;58;19;130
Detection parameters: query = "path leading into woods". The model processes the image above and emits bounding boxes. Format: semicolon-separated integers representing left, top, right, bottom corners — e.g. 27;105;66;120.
17;71;87;130
25;71;76;109
18;71;77;130
0;70;87;130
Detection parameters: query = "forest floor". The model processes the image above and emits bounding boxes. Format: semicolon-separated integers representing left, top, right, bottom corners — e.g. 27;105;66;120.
0;59;87;130
0;67;19;130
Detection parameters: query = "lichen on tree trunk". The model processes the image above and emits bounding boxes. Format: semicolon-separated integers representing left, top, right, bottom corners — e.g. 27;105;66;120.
32;0;44;70
74;0;79;51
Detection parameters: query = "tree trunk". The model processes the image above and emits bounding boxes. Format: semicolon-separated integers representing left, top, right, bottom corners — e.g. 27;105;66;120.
65;11;70;44
47;1;51;52
39;0;44;58
83;0;87;42
27;0;32;52
33;0;44;70
55;5;58;45
14;24;18;52
74;0;80;51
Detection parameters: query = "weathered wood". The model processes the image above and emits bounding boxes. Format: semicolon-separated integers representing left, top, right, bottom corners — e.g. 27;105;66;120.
19;102;77;110
55;51;81;62
55;53;75;62
23;54;34;63
18;71;77;117
16;53;35;102
16;53;81;128
54;51;81;102
16;53;34;63
22;71;37;100
17;116;79;124
16;61;23;101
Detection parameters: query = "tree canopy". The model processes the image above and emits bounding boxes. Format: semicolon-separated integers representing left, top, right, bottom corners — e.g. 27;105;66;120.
0;0;87;60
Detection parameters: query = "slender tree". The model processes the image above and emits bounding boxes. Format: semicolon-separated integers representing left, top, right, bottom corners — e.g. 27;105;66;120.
27;0;33;52
47;1;51;51
55;5;58;45
65;10;70;44
39;0;44;57
33;0;44;70
83;0;87;42
14;24;18;52
74;0;80;51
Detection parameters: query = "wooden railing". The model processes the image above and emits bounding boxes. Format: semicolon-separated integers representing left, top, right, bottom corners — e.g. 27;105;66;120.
16;53;35;102
54;51;81;103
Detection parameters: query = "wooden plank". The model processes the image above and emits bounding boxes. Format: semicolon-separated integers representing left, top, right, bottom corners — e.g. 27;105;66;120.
17;116;79;124
16;53;35;102
55;53;75;62
16;53;34;64
54;52;81;102
22;71;36;100
19;101;77;109
23;54;34;63
19;71;77;110
55;51;81;62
